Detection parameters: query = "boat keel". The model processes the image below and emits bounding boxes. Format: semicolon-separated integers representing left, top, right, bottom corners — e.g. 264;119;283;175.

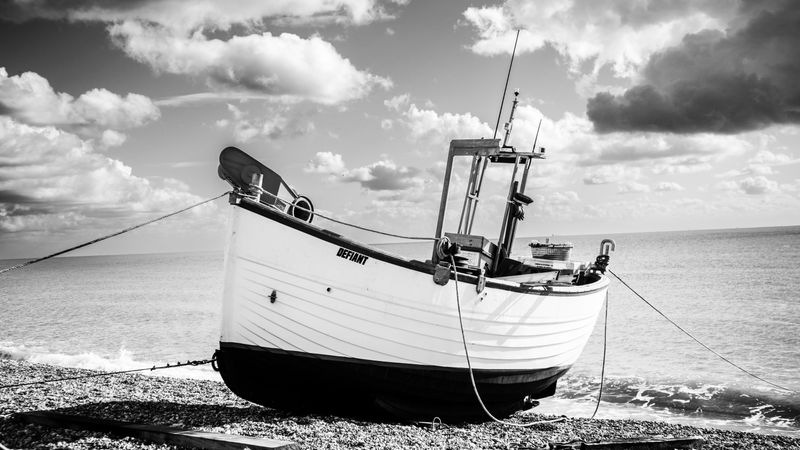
215;343;567;422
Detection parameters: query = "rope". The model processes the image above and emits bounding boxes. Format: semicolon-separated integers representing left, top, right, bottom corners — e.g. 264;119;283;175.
312;208;437;241
246;188;437;242
449;255;564;427
589;292;608;419
0;358;214;390
0;192;230;275
608;268;796;394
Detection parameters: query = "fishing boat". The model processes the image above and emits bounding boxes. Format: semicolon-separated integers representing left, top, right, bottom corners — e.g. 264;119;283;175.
213;93;614;421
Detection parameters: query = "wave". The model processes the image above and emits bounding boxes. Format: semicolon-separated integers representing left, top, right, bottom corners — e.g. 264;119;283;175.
555;375;800;434
3;343;797;435
0;343;220;381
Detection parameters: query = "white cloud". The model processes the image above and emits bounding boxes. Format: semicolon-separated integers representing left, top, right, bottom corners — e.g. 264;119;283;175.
100;129;127;147
715;175;781;195
749;150;793;165
0;67;160;136
738;176;780;195
582;165;641;185
109;23;391;105
717;149;798;179
216;103;315;143
462;0;733;91
0;117;206;234
305;152;425;191
306;152;347;175
504;104;752;175
4;2;398;106
384;94;410;111
56;1;398;32
343;160;424;191
387;98;492;150
655;181;685;192
617;181;651;194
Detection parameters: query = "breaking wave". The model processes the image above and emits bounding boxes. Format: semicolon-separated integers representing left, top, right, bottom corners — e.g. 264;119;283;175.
552;375;800;435
0;343;219;381
2;343;797;436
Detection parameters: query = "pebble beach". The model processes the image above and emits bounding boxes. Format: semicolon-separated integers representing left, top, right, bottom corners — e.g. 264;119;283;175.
1;360;798;449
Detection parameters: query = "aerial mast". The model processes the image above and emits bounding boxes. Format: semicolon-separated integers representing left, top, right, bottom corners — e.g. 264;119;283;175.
458;29;521;236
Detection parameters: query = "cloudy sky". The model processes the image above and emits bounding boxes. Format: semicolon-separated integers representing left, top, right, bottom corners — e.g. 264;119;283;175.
1;0;799;259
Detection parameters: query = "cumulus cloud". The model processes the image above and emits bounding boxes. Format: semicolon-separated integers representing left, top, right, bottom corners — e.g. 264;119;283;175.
718;149;798;179
0;0;399;30
588;1;800;134
716;175;781;195
1;1;396;105
215;103;315;143
749;150;794;165
343;161;423;191
655;181;685;192
385;95;493;150
0;69;210;239
305;152;424;191
0;117;204;234
404;104;491;142
582;165;641;185
305;152;347;175
503;102;752;179
617;181;651;194
108;23;391;105
384;94;410;111
462;0;732;84
0;67;160;137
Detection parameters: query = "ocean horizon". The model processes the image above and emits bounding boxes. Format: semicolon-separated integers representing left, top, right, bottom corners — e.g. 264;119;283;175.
1;225;798;436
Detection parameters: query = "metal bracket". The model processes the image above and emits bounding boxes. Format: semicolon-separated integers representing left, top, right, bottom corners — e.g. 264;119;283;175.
476;268;486;293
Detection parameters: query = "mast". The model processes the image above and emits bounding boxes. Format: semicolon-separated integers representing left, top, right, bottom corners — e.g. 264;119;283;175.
461;29;521;236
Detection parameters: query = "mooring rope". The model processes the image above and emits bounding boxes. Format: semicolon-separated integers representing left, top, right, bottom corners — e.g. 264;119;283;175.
590;292;609;420
0;358;215;390
449;255;565;427
608;269;796;394
0;192;230;275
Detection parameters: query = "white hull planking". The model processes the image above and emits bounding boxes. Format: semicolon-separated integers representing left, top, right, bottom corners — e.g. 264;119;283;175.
221;203;608;371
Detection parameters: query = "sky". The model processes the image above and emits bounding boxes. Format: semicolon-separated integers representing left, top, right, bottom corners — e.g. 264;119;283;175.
1;0;799;259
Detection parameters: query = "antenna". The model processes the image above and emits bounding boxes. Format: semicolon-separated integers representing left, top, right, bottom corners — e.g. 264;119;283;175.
531;118;542;152
502;90;520;148
492;29;521;140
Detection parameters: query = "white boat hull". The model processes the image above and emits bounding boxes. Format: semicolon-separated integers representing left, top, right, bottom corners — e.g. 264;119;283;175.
216;198;608;419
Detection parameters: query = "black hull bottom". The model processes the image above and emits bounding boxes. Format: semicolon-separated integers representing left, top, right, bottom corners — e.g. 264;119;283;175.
216;342;569;422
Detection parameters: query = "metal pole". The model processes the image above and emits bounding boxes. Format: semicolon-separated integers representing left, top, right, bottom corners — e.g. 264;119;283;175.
433;143;457;262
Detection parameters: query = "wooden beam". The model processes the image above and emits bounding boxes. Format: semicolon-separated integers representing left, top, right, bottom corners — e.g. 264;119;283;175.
548;435;705;449
18;411;299;450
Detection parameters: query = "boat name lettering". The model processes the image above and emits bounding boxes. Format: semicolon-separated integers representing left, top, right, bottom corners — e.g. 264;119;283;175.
336;247;369;265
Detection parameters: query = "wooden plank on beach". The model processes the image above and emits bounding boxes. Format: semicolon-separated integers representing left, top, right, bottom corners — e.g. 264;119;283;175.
18;411;299;450
548;435;705;449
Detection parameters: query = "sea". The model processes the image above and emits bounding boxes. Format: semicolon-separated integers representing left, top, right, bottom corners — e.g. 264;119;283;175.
1;225;798;436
